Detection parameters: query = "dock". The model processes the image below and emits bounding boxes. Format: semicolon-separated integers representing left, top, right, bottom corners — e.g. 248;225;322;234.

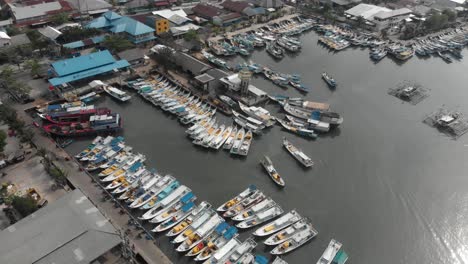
388;81;429;105
423;107;468;139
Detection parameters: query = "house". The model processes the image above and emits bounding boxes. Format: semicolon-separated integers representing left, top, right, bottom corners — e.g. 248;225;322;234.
248;0;283;9
125;0;152;14
150;9;190;35
117;48;146;65
0;19;13;31
0;189;122;264
8;1;74;27
0;33;31;49
222;0;251;13
213;12;243;26
38;26;62;42
66;0;111;16
62;35;106;51
0;31;10;46
192;3;224;21
174;51;212;75
86;11;156;44
219;71;268;105
345;4;412;32
48;50;130;87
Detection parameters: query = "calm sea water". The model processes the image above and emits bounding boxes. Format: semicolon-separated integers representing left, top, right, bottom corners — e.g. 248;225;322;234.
67;31;468;264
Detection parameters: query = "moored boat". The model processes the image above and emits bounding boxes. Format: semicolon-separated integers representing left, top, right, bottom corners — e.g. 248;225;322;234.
316;239;342;264
261;155;285;187
236;205;283;229
270;227;318;255
103;85;132;102
283;137;314;167
154;201;210;233
253;210;301;237
217;185;257;212
321;72;336;88
264;218;312;246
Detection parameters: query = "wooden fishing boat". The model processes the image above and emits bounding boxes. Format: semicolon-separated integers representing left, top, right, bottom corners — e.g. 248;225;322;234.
283;137;314;167
261;155;285;187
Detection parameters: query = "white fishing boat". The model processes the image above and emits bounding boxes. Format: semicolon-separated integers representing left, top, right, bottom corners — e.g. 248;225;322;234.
172;209;217;243
112;170;155;195
222;127;238;150
139;185;191;220
201;237;241;264
232;197;276;221
253;210;301;236
74;136;104;159
316;239;342;264
191;226;238;261
163;202;212;235
216;185;257;212
119;172;160;201
261;155;285;187
139;180;181;210
236;206;283;229
230;128;245;155
101;155;145;182
271;227;318;255
149;192;197;223
232;110;266;130
175;215;224;252
211;126;233;149
264;218;313;246
237;130;253;156
151;201;196;232
103;85;132;102
127;176;175;208
223;191;265;218
272;257;288;264
239;102;276;127
107;167;148;192
185;222;231;257
222;237;257;263
201;124;225;148
283;137;314;167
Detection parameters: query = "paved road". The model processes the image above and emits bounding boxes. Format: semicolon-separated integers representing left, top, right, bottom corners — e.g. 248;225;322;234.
13;104;172;264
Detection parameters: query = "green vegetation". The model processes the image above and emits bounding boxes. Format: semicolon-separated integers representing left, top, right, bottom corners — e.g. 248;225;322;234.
102;35;134;53
0;130;6;153
51;13;69;25
152;46;175;72
424;10;455;31
59;27;102;43
0;104;34;145
48;166;69;187
25;30;49;51
25;59;41;77
183;29;199;42
0;66;31;96
5;26;22;37
11;195;38;217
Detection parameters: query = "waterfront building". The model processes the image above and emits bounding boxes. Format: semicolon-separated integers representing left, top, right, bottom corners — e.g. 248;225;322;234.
117;48;147;65
220;71;268;105
48;50;130;88
66;0;112;17
149;9;200;37
7;1;74;27
87;11;156;44
0;189;123;264
345;3;412;33
62;35;106;51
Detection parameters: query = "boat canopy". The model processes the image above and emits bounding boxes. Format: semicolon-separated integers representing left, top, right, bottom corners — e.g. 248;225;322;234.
215;221;229;234
109;86;127;95
182;201;195;212
180;192;194;203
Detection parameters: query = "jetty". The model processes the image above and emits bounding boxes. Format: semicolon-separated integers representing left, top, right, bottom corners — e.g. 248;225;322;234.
388;81;429;105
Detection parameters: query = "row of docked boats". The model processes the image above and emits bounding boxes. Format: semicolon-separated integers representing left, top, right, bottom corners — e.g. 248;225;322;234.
235;62;310;92
218;186;348;262
127;75;216;125
75;138;271;263
38;99;122;137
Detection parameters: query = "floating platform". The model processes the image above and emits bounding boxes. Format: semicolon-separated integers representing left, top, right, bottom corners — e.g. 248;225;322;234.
423;107;468;139
388;81;428;105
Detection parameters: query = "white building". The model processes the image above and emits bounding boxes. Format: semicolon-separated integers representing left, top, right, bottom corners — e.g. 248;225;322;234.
0;31;11;47
345;4;412;32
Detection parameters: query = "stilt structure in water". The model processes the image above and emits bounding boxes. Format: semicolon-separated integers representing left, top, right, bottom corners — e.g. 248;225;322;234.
388;81;428;105
423;107;468;139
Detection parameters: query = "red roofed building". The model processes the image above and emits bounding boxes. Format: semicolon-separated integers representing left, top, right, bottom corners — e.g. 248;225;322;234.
192;3;223;20
221;0;250;13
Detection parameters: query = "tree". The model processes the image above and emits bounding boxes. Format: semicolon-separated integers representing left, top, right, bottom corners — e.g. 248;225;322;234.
102;35;134;53
59;27;102;43
442;9;456;22
19;127;34;144
51;13;69;25
12;195;37;217
25;59;41;77
152;46;175;72
424;13;449;30
356;16;366;27
0;130;6;153
5;26;21;36
49;167;69;186
184;29;199;42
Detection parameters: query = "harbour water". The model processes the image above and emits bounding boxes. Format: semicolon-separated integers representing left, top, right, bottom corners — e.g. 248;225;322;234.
67;31;468;264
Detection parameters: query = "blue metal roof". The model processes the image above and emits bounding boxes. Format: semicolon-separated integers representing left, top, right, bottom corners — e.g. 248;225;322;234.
51;50;117;76
63;40;84;49
87;12;155;37
48;59;130;86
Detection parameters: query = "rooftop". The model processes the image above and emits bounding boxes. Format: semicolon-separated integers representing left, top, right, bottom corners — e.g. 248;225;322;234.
0;189;121;264
10;33;31;46
195;73;215;83
170;23;200;36
117;48;146;61
87;11;155;37
9;1;72;21
0;31;10;40
374;8;412;19
174;51;212;75
221;0;250;13
66;0;111;12
192;3;223;19
38;26;62;41
152;8;188;19
345;3;391;20
52;50;116;76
